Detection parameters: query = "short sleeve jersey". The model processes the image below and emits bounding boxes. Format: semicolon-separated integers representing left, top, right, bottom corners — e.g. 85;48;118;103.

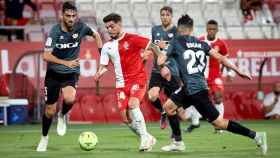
100;33;150;88
167;35;211;95
151;25;178;76
44;21;95;74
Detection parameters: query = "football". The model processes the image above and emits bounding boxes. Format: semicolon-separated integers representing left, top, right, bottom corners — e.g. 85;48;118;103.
78;131;98;151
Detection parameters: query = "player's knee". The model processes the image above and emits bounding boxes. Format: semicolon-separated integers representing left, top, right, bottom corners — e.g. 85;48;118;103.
148;89;159;101
63;96;75;105
45;106;56;118
163;102;176;116
128;98;140;109
212;116;228;129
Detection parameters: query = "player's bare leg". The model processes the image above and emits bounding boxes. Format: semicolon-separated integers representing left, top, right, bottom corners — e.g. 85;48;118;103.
148;87;168;129
212;115;267;155
128;97;156;152
57;86;76;136
36;104;56;152
161;99;185;152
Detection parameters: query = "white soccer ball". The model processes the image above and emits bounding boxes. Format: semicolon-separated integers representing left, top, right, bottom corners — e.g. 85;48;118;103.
78;131;98;151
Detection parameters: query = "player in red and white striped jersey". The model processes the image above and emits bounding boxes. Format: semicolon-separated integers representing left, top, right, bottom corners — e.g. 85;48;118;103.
94;13;162;152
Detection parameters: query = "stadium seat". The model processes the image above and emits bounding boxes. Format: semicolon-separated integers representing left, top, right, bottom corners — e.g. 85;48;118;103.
185;0;205;26
132;0;152;27
167;0;186;24
227;26;246;39
113;0;135;27
76;0;96;22
95;0;113;20
25;25;44;41
203;0;223;25
149;0;166;25
123;26;137;33
137;26;151;38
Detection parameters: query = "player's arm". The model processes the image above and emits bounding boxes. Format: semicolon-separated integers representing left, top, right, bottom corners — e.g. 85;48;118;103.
94;46;110;80
93;64;108;81
43;29;79;68
91;31;103;53
209;49;252;80
43;51;79;68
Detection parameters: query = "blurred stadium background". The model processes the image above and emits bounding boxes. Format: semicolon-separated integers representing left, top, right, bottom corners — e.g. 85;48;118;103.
0;0;279;157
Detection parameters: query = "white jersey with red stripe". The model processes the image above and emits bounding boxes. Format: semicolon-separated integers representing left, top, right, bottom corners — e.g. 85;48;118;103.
199;35;229;80
100;32;151;88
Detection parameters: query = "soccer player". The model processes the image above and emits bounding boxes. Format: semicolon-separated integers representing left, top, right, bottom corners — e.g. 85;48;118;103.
36;2;102;152
158;14;267;155
94;13;158;151
186;19;231;133
148;6;178;130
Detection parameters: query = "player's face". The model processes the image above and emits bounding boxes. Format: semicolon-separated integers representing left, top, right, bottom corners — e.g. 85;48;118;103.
105;21;122;39
62;9;78;30
206;24;218;40
160;10;172;27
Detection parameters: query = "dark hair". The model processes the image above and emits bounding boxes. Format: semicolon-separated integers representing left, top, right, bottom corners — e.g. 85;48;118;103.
177;14;193;28
62;1;77;13
207;19;218;26
103;13;122;23
160;6;173;15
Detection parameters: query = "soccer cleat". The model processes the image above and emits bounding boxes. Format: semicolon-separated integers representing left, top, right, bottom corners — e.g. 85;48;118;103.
57;112;67;136
161;140;186;152
36;136;48;152
255;132;267;155
160;113;168;129
139;134;157;152
184;124;200;133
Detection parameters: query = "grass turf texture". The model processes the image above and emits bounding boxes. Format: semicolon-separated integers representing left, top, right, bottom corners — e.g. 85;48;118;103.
0;120;279;158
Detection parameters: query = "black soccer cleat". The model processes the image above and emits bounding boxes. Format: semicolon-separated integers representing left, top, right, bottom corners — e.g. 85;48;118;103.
184;124;200;133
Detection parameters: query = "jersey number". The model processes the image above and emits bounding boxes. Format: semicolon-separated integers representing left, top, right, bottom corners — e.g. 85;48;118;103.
183;50;206;74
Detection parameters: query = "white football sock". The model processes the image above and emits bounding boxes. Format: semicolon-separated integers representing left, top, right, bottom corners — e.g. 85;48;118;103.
129;107;148;138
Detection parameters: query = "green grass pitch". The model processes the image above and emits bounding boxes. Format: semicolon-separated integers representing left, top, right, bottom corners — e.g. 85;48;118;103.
0;120;279;158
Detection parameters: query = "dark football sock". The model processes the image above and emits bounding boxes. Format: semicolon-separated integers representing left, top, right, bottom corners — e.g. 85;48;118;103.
227;120;256;139
42;114;53;136
151;98;164;113
168;115;182;141
62;101;74;115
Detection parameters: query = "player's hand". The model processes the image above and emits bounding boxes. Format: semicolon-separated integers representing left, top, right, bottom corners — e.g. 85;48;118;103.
141;49;152;60
160;66;171;81
237;71;252;80
157;40;167;49
93;73;101;81
157;54;167;66
63;59;80;68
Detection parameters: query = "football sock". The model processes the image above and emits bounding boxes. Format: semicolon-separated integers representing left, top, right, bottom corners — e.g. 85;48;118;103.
127;123;140;137
191;109;200;126
227;120;256;139
215;103;224;118
151;98;164;113
168;115;182;141
62;101;74;115
42;113;53;136
130;107;148;138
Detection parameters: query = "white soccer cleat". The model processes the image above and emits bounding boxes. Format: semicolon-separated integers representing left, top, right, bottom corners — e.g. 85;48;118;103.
255;132;267;155
57;112;67;136
36;136;48;152
161;140;186;152
139;134;157;152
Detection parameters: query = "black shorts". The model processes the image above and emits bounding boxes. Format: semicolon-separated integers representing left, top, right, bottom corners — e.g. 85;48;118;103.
44;70;79;104
170;87;220;122
148;72;180;97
